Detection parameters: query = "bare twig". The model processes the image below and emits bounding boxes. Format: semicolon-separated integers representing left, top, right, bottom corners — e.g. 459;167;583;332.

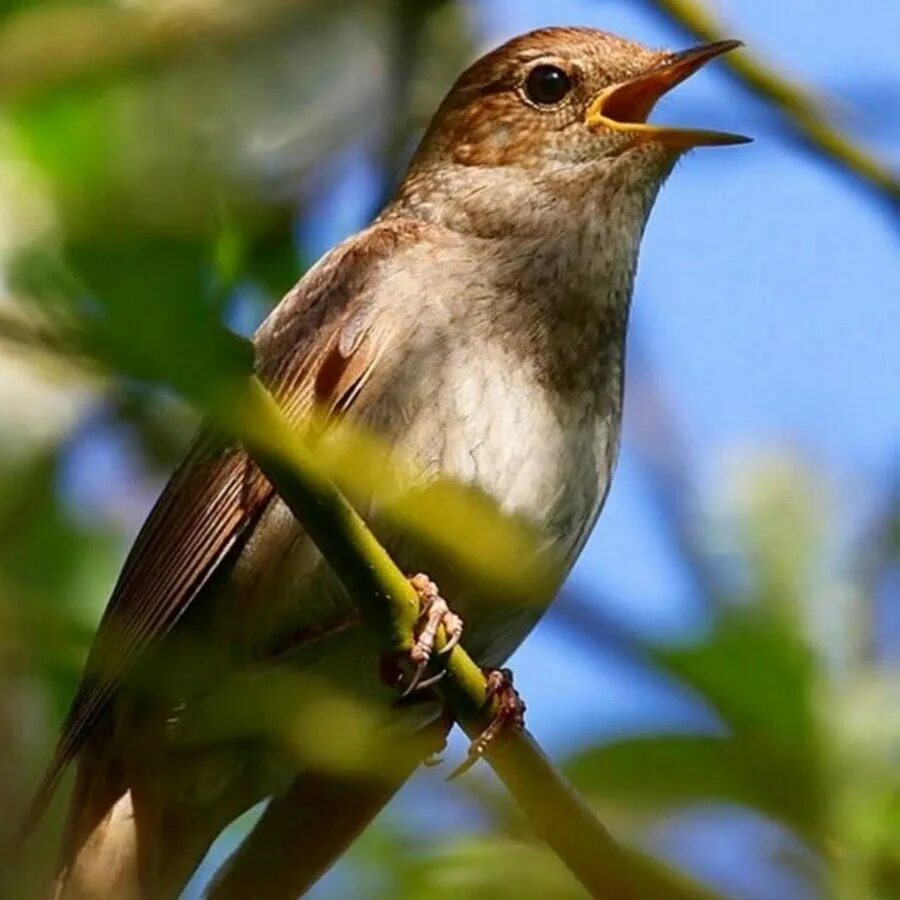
639;0;900;221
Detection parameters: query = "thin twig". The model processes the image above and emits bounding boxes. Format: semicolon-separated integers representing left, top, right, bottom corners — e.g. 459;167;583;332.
639;0;900;221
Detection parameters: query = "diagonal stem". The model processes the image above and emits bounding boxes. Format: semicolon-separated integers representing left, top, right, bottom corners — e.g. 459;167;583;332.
210;376;719;900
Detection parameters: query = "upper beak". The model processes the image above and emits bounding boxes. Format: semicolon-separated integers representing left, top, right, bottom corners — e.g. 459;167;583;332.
585;40;751;149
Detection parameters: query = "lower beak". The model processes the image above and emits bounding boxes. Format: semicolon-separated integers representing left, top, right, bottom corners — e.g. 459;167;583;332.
585;40;751;149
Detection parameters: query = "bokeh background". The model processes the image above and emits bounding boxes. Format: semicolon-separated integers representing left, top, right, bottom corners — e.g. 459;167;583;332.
0;1;898;898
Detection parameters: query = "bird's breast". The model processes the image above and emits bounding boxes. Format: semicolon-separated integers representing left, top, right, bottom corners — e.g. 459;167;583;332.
380;331;622;563
365;332;622;663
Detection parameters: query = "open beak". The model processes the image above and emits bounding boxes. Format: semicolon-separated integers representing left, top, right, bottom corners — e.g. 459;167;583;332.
585;40;751;150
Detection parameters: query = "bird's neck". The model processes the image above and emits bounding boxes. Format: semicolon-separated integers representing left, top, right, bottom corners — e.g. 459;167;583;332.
384;156;664;305
383;157;666;392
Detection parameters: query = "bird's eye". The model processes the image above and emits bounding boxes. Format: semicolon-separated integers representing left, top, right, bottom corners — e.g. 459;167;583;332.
524;65;572;106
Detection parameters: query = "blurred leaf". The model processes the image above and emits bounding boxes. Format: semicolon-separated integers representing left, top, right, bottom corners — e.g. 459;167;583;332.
565;736;750;810
564;732;826;845
368;834;591;899
13;84;116;194
242;210;301;301
647;610;826;840
0;439;119;900
0;447;116;687
65;236;254;398
0;0;328;103
108;387;196;472
653;610;818;751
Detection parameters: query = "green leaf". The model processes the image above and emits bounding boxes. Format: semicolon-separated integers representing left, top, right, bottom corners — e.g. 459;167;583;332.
598;610;830;843
651;610;819;754
564;733;821;843
243;210;301;301
65;236;255;399
0;447;117;709
565;736;751;810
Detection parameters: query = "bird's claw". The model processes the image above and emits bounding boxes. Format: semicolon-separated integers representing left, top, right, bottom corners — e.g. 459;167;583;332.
399;573;463;697
449;668;526;780
400;664;446;698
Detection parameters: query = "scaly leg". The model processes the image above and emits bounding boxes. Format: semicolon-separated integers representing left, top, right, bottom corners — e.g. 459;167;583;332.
450;667;526;779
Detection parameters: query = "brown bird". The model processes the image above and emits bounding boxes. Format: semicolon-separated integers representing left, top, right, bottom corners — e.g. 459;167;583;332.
22;26;748;899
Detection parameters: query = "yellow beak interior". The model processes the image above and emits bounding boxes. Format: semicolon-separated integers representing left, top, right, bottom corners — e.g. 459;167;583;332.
585;40;751;149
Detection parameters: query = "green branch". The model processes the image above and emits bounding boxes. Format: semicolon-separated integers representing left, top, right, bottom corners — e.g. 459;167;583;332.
211;376;718;900
640;0;900;221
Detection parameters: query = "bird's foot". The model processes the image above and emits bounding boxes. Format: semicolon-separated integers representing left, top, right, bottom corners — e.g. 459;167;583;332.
449;667;526;780
400;573;463;696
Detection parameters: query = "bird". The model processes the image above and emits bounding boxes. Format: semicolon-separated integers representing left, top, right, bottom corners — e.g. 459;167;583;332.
20;25;748;899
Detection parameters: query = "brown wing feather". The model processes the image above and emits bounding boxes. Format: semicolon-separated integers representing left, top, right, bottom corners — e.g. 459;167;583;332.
21;219;429;837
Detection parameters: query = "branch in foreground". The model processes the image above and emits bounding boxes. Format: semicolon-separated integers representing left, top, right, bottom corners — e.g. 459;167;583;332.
640;0;900;221
208;377;718;900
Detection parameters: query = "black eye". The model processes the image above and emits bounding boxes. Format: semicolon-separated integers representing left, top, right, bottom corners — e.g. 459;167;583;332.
524;65;572;106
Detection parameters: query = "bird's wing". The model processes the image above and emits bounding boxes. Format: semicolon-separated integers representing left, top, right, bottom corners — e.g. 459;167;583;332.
23;218;431;834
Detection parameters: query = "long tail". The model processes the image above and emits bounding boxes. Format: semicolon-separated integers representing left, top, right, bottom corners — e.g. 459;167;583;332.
207;718;450;899
49;767;138;900
206;770;410;899
11;711;115;894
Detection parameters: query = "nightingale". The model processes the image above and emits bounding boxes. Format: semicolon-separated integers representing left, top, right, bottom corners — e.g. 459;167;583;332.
21;26;748;899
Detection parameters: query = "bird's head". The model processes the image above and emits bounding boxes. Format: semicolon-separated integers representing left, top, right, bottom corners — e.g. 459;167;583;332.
410;26;748;174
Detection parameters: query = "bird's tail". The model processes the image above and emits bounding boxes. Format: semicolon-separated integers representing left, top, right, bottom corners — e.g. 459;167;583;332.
207;717;451;899
206;770;410;899
48;764;138;900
